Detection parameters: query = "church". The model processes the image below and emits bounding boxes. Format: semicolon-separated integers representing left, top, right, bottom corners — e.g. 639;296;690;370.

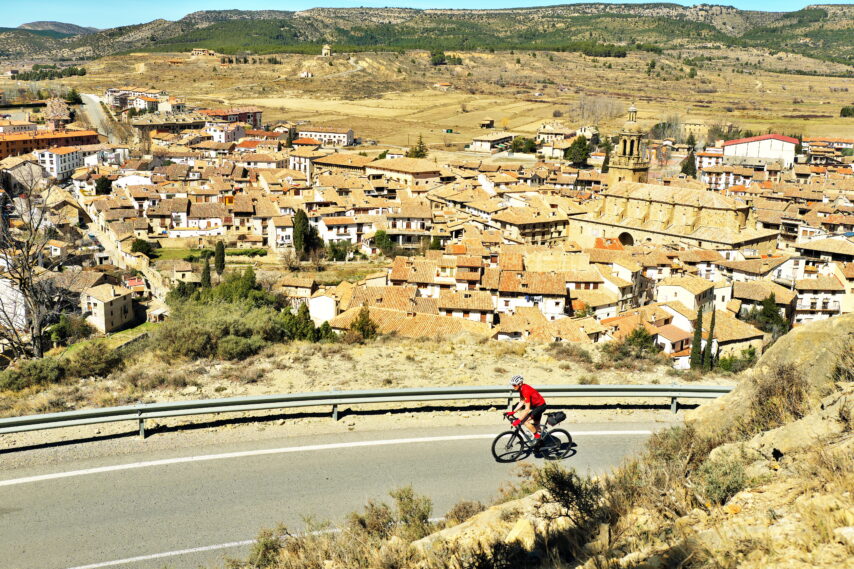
566;106;779;253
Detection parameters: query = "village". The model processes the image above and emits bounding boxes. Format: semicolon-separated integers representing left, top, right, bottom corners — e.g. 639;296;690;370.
1;82;853;371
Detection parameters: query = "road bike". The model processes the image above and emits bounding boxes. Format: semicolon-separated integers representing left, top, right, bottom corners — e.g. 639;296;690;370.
491;411;573;462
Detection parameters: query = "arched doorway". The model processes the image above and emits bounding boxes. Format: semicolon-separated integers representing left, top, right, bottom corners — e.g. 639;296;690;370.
618;232;635;246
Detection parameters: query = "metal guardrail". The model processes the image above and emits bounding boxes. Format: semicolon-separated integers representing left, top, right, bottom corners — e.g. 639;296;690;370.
0;384;733;439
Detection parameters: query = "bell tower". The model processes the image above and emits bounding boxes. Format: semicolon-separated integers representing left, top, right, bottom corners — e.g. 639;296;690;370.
608;104;649;186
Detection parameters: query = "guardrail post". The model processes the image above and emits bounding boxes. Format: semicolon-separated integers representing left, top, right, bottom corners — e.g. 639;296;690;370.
331;404;338;421
670;397;679;414
506;397;513;411
137;405;146;439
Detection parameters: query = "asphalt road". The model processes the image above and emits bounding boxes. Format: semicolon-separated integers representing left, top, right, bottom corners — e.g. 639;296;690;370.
0;422;660;569
79;94;117;144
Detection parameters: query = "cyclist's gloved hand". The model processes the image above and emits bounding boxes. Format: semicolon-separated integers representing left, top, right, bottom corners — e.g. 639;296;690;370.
504;411;515;416
511;419;522;427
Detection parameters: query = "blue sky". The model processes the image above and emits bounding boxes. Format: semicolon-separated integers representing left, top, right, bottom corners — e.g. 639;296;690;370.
5;1;842;29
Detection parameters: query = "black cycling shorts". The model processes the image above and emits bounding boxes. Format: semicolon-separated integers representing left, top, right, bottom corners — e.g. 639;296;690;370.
529;404;547;423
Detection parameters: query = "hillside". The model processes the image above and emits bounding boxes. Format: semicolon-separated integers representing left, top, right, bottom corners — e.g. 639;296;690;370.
18;22;98;35
224;313;854;568
0;4;851;66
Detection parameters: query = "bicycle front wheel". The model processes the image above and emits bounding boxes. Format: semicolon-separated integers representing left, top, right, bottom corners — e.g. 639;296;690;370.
540;428;573;460
491;430;526;463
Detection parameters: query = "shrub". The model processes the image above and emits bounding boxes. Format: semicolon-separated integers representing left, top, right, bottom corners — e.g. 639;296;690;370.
247;524;288;568
606;425;724;518
535;463;603;526
547;342;592;364
0;357;65;391
697;457;747;505
390;486;434;541
130;239;156;257
717;346;756;373
347;501;395;540
217;335;266;360
445;500;486;525
66;341;123;378
599;327;662;369
742;364;810;435
50;314;94;346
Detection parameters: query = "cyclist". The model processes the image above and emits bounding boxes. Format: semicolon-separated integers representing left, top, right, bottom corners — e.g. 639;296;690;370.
505;375;547;447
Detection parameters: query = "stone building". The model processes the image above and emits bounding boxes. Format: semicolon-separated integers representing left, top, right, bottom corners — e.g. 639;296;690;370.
568;181;778;253
608;104;649;186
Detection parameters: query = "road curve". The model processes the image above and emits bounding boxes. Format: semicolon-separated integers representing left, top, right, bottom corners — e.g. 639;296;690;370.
0;422;660;569
79;94;118;144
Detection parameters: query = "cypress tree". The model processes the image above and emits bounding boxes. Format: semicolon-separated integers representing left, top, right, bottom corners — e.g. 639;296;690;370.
201;258;211;288
293;209;309;258
690;306;703;369
601;143;611;173
703;309;716;371
681;151;697;177
214;241;225;275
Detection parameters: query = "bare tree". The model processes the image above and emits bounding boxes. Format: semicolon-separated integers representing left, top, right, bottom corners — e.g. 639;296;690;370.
575;95;624;125
0;170;79;358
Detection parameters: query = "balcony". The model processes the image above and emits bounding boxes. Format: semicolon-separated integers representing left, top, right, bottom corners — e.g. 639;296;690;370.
795;301;840;312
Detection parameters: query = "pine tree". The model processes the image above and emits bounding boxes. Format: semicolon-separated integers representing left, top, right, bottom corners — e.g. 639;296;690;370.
686;132;696;148
690;306;703;369
703;309;715;370
565;135;590;166
214;241;225;276
406;135;428;158
352;305;378;340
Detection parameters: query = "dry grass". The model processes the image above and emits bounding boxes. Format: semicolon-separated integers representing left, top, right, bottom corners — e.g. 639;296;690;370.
12;47;851;152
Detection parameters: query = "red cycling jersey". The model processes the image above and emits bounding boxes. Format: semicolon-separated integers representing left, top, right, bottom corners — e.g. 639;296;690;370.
519;384;545;407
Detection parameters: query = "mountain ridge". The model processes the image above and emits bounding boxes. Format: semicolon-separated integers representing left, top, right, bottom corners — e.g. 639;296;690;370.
0;4;851;66
18;21;99;36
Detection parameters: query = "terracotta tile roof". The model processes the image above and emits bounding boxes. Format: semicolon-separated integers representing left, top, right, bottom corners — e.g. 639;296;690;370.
795;276;845;292
528;316;603;343
276;276;316;290
497;307;548;334
349;285;417;311
732;280;796;304
571;288;618;308
367;157;442;174
81;284;132;303
329;306;491;339
718;256;789;275
499;271;567;296
698;310;764;343
438;290;494;311
658;275;714;295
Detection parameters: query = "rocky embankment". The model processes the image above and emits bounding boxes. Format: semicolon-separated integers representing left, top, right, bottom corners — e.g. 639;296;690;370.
243;314;853;568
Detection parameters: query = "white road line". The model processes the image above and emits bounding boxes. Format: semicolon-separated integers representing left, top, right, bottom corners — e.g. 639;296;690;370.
0;431;651;488
64;540;256;569
64;522;444;569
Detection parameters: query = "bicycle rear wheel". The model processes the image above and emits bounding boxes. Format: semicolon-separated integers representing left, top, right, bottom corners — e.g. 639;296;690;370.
491;430;526;463
540;428;573;460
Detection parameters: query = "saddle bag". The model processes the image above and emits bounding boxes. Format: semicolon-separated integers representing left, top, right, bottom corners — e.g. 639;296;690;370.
546;411;566;426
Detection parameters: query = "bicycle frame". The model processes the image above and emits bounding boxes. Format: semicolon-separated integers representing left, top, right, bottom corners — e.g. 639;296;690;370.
503;414;552;449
